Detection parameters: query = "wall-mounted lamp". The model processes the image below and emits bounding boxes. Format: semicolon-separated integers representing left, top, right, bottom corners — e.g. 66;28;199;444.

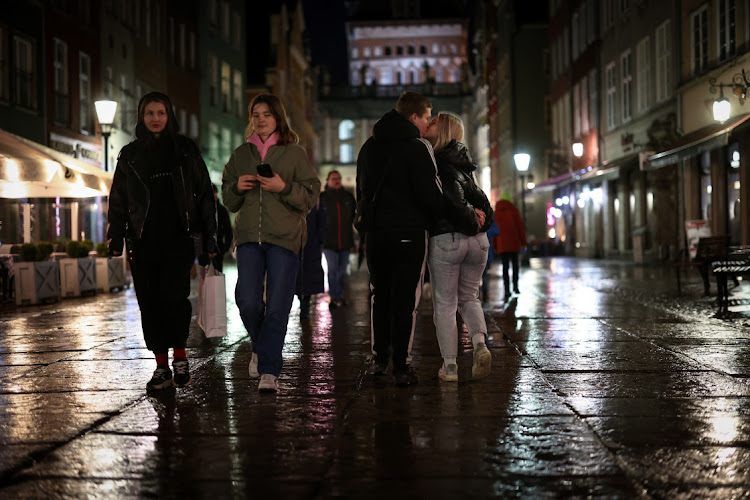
572;142;583;157
708;70;750;122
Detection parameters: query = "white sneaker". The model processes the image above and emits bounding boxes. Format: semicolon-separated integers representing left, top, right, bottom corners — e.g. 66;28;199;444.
258;373;278;393
249;352;259;378
438;363;458;382
472;343;492;379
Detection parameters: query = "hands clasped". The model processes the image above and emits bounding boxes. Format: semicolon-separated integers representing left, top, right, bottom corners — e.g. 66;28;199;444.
237;174;286;194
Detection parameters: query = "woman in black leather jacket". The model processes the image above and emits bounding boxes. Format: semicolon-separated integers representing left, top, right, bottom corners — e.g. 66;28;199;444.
424;111;494;383
107;91;217;391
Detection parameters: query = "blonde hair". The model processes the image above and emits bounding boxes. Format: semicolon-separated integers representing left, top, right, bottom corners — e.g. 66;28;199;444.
244;93;299;145
432;111;464;151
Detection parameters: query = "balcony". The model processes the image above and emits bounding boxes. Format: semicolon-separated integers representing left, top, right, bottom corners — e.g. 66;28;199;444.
320;82;470;100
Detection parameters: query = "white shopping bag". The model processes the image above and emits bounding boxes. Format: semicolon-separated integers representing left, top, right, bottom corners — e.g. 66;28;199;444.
197;263;227;338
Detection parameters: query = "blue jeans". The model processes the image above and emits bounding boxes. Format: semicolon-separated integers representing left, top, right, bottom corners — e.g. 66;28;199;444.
428;232;489;360
235;242;299;376
323;249;350;301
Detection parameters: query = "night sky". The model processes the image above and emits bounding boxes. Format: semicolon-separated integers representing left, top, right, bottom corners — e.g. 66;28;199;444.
301;0;349;85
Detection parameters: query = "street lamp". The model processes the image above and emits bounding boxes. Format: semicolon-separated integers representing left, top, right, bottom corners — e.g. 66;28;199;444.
708;70;750;122
94;100;117;172
513;153;530;227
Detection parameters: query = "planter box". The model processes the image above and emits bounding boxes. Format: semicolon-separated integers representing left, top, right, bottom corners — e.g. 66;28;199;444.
59;257;97;297
95;256;126;292
15;260;61;306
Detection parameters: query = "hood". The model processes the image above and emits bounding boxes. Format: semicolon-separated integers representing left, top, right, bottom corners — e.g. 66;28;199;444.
372;109;420;142
435;140;476;174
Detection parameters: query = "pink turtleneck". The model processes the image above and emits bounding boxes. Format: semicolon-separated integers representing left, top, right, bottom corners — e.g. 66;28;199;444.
247;131;280;161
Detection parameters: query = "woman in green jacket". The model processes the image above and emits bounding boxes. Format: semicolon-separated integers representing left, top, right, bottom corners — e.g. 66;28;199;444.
222;93;320;393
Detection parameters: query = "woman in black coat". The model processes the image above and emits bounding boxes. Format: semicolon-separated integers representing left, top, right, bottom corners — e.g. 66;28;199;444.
296;197;328;319
107;91;217;391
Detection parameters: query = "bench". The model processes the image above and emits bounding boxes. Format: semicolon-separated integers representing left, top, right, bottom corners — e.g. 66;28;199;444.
674;235;729;296
712;247;750;318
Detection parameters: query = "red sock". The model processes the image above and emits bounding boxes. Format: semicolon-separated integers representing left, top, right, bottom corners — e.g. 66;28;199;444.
173;348;187;360
155;352;169;367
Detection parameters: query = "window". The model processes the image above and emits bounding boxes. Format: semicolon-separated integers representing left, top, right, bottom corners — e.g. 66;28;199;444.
105;66;113;98
589;70;598;129
691;5;708;75
374;46;381;57
636;37;651;114
233;70;242;116
209;121;219;164
420;45;427;54
432;43;439;54
363;47;370;57
189;32;196;69
573;81;581;136
352;47;358;59
655;20;672;103
189;114;199;139
408;45;415;55
53;38;68;124
79;52;91;133
221;62;230;112
380;68;391;85
169;17;175;60
209;54;218;106
396;46;403;55
222;2;230;42
179;23;186;67
620;51;632;123
718;0;736;61
234;16;242;49
581;77;589;133
338;120;354;140
606;62;617;130
221;127;231;166
411;69;418;84
209;0;218;27
384;46;391;56
340;144;353;163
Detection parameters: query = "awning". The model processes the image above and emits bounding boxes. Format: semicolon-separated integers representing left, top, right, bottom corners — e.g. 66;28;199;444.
531;153;637;193
0;129;113;199
645;113;750;170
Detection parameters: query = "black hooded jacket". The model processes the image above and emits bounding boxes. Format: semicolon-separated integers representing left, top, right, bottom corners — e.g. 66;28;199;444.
430;140;493;237
107;93;217;261
356;109;443;231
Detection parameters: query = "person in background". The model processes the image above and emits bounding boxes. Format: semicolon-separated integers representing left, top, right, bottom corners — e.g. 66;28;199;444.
494;192;526;301
424;111;494;382
296;198;328;319
108;91;217;391
356;91;443;387
212;184;233;272
481;221;500;305
222;93;320;393
320;170;356;309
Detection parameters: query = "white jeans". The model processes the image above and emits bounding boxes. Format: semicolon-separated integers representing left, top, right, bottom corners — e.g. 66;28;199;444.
428;232;489;360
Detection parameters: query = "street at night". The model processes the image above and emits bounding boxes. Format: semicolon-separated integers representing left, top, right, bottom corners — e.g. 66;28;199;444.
1;259;750;498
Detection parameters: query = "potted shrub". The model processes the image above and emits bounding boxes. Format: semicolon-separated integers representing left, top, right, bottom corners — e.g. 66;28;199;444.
94;242;126;293
59;239;97;297
14;242;61;306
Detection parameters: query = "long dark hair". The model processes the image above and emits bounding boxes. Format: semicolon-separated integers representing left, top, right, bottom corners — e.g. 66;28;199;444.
135;91;180;143
245;93;299;145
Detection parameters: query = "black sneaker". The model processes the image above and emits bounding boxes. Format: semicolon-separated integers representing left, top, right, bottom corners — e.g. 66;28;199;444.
172;359;191;387
393;366;419;387
147;366;173;390
368;356;388;376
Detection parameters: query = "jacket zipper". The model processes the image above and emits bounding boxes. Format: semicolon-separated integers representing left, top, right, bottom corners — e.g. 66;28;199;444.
128;160;150;239
178;161;191;233
336;201;342;249
258;188;263;244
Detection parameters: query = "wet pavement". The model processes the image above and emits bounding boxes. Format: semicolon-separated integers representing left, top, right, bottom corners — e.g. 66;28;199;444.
1;257;750;498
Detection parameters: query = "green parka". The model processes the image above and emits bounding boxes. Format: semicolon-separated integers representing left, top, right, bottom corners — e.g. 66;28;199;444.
222;142;320;255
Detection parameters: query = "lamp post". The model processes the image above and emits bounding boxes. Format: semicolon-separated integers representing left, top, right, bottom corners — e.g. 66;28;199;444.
513;153;530;226
94;100;117;172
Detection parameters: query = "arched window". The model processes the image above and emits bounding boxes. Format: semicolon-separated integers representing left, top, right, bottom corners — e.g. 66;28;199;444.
339;144;354;163
338;120;355;140
408;45;415;55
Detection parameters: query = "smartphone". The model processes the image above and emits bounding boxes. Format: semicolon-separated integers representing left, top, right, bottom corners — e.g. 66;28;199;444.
256;163;273;178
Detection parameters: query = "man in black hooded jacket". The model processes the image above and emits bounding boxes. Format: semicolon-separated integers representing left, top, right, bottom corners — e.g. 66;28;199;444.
356;91;443;386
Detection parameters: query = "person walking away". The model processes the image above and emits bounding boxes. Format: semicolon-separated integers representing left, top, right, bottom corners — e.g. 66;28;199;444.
296;198;328;319
423;111;494;382
356;91;443;387
222;93;320;393
481;221;500;305
494;192;526;300
320;170;356;309
108;91;217;391
212;184;233;272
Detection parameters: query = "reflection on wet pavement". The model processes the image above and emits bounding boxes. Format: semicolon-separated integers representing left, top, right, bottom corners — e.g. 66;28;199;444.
1;258;749;497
